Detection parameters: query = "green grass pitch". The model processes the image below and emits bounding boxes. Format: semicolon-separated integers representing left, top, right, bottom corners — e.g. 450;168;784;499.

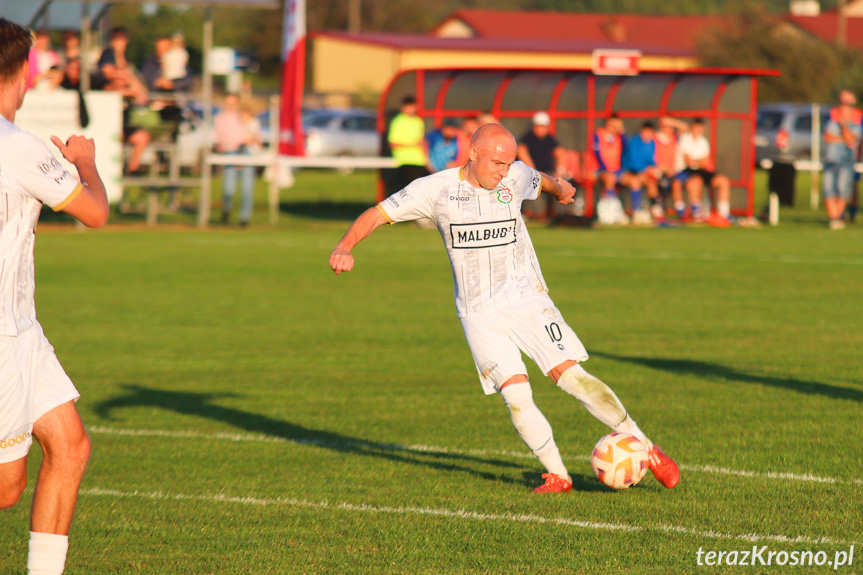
1;170;861;574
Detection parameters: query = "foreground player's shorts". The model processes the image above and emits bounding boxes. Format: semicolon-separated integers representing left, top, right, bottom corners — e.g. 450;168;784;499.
0;321;80;463
460;293;589;395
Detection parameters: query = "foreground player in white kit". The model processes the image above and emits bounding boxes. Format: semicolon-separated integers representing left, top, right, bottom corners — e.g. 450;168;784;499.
330;123;679;493
0;19;109;575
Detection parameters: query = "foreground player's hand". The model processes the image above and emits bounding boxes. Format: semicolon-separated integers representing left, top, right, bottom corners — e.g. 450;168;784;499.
555;178;575;205
51;135;96;166
329;248;355;275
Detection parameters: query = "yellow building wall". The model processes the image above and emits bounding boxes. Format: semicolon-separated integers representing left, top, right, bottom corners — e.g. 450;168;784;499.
312;37;398;94
400;49;698;73
312;38;700;95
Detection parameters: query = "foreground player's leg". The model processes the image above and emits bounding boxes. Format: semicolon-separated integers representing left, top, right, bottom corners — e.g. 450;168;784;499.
499;381;572;493
553;362;680;488
28;402;91;575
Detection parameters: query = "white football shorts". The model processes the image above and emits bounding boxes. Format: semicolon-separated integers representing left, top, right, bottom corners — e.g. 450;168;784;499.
459;293;589;395
0;321;80;464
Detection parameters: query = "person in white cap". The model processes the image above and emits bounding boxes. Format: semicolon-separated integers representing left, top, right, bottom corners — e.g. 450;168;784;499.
518;111;567;218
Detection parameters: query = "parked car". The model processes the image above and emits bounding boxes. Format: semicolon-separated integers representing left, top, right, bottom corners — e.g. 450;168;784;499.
302;109;379;158
754;103;829;167
257;108;318;146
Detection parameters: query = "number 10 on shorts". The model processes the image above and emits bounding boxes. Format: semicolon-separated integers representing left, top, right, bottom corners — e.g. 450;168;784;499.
545;322;565;350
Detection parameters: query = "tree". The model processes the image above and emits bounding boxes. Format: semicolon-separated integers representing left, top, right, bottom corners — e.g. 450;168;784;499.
696;1;843;103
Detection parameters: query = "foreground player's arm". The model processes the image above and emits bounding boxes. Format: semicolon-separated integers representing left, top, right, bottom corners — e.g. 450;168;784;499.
329;206;389;274
540;172;575;205
50;135;109;228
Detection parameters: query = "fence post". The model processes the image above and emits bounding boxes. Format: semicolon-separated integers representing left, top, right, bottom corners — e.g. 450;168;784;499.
810;103;821;211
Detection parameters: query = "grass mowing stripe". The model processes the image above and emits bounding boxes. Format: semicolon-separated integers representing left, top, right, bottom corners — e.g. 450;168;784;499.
548;248;863;266
281;238;863;266
88;426;863;486
78;486;861;547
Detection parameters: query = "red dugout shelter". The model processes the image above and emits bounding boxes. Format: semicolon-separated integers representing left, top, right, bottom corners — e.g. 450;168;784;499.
378;68;778;217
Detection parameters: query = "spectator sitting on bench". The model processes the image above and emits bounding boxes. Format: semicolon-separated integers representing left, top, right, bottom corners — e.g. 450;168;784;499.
621;121;663;224
96;27;151;174
676;118;732;226
593;114;629;225
655;117;703;221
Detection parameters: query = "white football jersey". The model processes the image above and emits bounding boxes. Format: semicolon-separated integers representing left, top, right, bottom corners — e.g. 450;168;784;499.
0;116;82;336
377;161;547;317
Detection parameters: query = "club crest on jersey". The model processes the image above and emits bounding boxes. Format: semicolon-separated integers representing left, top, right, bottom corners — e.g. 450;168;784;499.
496;186;513;204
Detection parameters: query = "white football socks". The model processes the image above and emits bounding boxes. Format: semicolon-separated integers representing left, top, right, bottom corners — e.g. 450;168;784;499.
499;383;569;479
556;364;653;450
27;531;68;575
718;200;731;218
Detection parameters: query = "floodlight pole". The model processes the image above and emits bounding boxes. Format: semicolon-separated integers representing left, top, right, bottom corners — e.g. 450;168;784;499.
198;6;214;228
80;1;90;93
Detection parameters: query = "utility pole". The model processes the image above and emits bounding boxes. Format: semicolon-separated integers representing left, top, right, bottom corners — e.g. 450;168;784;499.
838;0;847;48
349;0;361;34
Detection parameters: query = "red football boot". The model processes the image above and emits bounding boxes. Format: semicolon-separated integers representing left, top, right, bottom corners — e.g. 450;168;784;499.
648;445;680;488
533;473;573;494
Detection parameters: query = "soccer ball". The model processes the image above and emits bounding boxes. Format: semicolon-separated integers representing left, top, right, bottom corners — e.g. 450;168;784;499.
591;432;649;490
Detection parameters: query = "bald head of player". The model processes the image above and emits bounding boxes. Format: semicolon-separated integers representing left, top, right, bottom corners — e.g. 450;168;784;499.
465;123;518;190
0;19;33;120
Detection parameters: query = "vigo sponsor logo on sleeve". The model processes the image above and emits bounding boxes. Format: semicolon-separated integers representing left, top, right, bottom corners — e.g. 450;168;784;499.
451;219;517;249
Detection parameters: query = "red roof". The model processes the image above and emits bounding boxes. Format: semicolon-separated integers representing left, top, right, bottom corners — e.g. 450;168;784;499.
786;12;863;50
433;9;729;54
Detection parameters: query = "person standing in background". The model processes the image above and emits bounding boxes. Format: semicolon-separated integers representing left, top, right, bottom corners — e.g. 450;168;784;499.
388;96;429;190
822;90;862;230
518;111;566;218
426;118;461;173
215;93;259;227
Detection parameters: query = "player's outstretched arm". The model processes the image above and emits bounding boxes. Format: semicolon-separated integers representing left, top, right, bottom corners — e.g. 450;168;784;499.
540;172;575;205
329;206;388;275
50;135;109;228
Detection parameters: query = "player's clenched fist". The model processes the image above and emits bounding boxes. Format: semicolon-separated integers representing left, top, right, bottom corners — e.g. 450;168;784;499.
555;177;575;205
329;248;355;275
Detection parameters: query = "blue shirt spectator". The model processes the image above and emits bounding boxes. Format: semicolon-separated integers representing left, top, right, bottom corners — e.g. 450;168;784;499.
426;120;461;173
822;119;862;164
624;129;657;173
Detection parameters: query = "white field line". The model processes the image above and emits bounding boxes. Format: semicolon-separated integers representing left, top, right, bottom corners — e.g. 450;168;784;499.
88;426;863;487
78;486;861;547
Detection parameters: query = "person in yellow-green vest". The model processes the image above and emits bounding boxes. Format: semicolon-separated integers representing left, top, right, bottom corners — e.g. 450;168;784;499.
388;95;429;190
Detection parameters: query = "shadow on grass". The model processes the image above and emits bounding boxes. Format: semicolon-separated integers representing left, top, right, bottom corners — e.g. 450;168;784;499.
279;200;371;221
95;384;535;488
592;350;863;402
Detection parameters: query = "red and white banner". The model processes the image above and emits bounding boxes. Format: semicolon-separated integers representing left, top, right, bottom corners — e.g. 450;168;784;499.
279;0;306;155
592;49;641;76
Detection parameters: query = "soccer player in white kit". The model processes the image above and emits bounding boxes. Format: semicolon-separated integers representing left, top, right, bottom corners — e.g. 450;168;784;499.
0;19;109;575
330;123;679;493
